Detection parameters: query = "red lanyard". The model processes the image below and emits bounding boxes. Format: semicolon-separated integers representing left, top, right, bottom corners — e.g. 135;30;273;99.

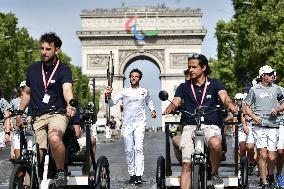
41;60;59;93
190;77;208;106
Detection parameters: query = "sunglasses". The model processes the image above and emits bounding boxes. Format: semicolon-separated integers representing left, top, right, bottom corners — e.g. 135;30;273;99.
188;53;202;59
265;72;274;76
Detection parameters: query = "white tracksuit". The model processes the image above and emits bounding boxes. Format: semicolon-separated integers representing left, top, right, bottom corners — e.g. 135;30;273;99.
108;86;155;176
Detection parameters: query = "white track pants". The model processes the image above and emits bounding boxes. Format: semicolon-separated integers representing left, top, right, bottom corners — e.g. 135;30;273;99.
123;125;145;177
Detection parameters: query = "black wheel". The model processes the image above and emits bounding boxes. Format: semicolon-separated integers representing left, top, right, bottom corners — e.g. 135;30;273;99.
192;163;206;189
156;155;165;188
95;156;110;189
9;163;38;189
239;156;248;188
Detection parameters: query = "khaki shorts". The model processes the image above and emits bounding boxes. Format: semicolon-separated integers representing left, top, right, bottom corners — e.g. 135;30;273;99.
180;124;221;163
33;114;69;149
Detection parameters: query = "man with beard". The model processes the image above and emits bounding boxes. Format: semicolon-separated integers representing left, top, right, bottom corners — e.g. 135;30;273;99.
105;68;157;185
164;54;236;189
16;32;77;187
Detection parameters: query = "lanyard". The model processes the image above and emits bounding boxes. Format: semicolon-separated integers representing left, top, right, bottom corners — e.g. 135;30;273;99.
190;77;208;106
41;60;59;93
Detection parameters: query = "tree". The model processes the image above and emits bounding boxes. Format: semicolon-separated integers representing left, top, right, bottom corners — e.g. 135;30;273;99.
0;12;95;107
0;12;37;98
214;0;284;94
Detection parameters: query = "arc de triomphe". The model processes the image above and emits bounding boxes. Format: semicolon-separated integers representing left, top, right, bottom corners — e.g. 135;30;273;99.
76;6;206;128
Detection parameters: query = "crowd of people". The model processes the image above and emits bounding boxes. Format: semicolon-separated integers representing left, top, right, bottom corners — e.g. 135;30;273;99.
166;59;284;189
1;31;284;189
222;65;284;189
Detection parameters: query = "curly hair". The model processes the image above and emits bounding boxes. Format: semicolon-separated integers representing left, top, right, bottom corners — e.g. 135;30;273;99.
40;32;62;48
129;68;143;79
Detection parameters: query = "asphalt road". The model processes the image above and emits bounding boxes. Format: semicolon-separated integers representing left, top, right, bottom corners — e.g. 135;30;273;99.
0;131;267;189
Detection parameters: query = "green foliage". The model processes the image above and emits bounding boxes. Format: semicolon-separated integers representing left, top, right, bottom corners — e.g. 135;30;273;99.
0;12;37;98
214;0;284;94
0;12;95;108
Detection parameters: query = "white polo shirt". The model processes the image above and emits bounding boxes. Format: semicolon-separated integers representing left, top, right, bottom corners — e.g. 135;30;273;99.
108;86;155;127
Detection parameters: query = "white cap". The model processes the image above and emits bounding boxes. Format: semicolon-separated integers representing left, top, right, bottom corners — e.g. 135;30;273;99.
259;65;274;77
19;80;26;88
235;93;243;100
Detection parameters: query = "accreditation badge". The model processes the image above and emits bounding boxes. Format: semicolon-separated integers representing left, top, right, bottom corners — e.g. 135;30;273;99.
42;94;50;104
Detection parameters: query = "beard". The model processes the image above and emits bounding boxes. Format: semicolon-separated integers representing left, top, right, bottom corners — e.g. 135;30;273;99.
41;54;57;64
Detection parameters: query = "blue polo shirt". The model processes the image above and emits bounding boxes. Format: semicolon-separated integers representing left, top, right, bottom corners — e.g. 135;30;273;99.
26;61;73;115
175;77;225;125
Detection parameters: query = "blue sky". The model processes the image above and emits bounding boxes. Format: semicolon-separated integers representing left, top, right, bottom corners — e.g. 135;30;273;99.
1;0;235;128
0;0;234;66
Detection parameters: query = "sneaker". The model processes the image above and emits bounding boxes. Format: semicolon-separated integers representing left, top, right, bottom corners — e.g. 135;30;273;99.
56;171;67;188
211;175;224;188
136;176;143;185
276;174;284;187
129;175;136;184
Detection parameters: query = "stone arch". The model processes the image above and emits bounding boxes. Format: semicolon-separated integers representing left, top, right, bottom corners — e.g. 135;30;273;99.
77;6;206;128
119;51;164;76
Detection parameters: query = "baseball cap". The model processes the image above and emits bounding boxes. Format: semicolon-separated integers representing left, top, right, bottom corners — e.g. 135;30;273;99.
19;80;26;88
259;65;274;77
234;93;244;100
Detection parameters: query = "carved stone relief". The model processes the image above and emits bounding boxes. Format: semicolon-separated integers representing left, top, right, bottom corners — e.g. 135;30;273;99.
170;53;188;69
87;54;110;70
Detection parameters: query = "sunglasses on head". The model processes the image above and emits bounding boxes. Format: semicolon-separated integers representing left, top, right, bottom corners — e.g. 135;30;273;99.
265;72;274;76
188;53;201;59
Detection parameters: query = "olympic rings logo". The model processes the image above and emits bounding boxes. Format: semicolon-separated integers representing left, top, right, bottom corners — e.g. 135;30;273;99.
124;16;160;41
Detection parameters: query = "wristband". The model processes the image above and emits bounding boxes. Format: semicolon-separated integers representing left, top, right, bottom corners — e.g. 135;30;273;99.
17;110;24;115
5;132;10;135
